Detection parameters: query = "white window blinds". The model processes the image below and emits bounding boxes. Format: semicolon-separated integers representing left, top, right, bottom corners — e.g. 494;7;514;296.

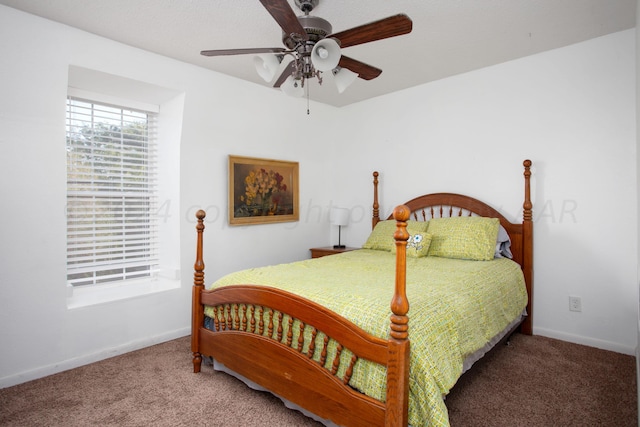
66;97;159;286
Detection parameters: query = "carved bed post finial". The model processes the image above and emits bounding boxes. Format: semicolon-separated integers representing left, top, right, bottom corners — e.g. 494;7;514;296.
194;210;206;286
391;204;410;329
192;209;206;373
522;160;534;335
385;204;410;426
372;171;380;230
523;160;533;221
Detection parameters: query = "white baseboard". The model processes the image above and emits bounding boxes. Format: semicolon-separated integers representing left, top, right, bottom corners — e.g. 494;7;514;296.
0;327;190;389
534;327;636;355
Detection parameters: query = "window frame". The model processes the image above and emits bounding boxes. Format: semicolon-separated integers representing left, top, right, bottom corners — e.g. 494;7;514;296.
65;95;160;288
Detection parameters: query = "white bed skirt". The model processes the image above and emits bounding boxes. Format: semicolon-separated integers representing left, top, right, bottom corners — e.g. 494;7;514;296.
210;358;339;426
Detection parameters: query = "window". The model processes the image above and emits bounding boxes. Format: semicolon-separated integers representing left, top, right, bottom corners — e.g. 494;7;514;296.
66;97;159;287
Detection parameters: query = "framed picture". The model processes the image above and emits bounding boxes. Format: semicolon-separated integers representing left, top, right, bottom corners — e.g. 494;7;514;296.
228;155;299;225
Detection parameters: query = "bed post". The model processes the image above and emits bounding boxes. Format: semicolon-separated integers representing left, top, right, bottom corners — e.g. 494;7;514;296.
372;171;380;229
385;205;411;427
521;160;534;335
192;209;206;373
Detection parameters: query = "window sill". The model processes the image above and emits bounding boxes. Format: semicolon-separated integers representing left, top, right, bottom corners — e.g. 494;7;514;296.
66;276;180;309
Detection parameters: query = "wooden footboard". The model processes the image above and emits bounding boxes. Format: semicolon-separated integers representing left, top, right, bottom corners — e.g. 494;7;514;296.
192;207;412;427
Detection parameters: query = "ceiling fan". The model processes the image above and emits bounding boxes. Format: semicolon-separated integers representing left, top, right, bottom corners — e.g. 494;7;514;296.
201;0;413;97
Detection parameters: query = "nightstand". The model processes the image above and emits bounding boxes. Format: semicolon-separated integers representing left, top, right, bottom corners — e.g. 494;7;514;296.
309;246;358;259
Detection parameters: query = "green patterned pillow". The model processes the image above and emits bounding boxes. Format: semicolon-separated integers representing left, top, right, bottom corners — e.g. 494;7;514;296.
427;216;499;261
392;232;432;257
362;220;428;251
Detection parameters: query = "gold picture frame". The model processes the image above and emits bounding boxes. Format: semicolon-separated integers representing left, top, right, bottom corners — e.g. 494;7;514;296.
228;155;299;225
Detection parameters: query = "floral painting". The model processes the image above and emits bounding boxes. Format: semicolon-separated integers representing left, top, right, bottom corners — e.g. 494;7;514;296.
229;156;299;225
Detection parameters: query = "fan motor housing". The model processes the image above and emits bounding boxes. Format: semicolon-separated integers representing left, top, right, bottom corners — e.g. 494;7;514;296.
282;15;332;48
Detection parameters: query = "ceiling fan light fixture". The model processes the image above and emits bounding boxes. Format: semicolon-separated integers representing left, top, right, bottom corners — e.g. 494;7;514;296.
200;0;413;103
253;54;282;82
333;67;358;93
310;38;341;72
281;75;305;97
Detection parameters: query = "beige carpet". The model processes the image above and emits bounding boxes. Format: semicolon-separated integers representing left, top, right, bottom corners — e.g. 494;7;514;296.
0;333;636;426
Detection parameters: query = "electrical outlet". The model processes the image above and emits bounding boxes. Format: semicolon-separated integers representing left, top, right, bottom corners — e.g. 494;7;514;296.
569;296;582;312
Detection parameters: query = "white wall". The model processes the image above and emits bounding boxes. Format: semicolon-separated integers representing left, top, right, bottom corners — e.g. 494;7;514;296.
336;29;638;355
0;6;337;387
0;5;637;388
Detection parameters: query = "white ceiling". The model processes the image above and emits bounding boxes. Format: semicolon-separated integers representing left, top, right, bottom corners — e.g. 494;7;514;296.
1;0;636;107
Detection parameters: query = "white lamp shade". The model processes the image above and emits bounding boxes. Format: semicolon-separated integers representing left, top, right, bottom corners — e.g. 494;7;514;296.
281;75;305;97
253;55;281;82
311;38;341;72
330;207;350;227
333;67;359;93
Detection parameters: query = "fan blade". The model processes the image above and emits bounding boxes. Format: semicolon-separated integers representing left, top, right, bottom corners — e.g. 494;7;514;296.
273;60;296;88
328;14;412;49
338;56;382;81
259;0;309;42
201;47;286;57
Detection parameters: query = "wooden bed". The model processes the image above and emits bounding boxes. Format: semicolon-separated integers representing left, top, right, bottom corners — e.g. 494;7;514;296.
191;160;533;427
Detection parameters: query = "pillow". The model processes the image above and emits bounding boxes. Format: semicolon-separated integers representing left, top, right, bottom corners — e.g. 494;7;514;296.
495;225;513;259
392;232;432;258
362;220;429;251
427;216;500;261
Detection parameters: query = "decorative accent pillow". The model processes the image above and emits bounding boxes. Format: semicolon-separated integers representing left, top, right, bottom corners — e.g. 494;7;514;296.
362;220;429;251
427;216;500;261
392;232;432;258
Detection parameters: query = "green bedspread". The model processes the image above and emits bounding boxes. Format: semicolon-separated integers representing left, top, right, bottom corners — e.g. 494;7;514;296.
205;249;527;426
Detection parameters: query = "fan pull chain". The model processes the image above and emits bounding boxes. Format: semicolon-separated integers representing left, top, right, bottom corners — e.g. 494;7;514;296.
307;84;310;115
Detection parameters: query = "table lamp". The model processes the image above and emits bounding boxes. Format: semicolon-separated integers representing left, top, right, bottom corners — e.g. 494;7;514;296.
330;207;349;249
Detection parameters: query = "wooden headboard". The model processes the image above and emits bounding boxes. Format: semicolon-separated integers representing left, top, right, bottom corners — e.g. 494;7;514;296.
371;160;533;335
